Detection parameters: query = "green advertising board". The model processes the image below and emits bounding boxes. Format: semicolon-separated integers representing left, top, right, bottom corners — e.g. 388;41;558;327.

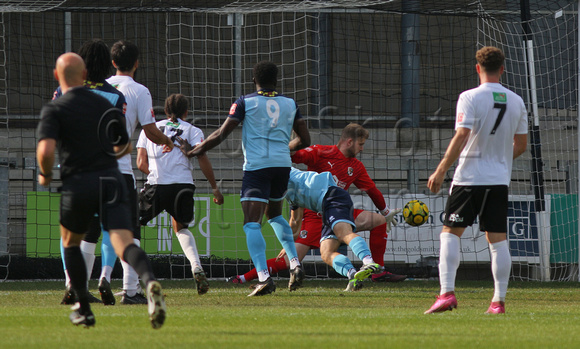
26;192;579;264
550;194;579;263
26;191;285;259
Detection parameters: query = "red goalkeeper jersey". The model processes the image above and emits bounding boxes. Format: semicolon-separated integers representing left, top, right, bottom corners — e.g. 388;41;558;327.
291;144;375;191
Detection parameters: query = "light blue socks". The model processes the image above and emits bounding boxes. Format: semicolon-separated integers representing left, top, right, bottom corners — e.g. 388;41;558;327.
348;236;372;261
101;230;117;268
243;222;268;274
268;215;299;262
332;254;355;278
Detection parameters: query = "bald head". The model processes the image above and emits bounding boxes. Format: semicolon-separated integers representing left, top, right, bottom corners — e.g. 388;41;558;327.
54;52;87;93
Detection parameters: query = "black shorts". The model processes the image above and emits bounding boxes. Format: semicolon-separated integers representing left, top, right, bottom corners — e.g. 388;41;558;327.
240;167;290;203
83;173;140;242
320;186;356;242
83;215;102;244
123;174;141;240
60;168;133;234
139;183;196;227
443;185;508;233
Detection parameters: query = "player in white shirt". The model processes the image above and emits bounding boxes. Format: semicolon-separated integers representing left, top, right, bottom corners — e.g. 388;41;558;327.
106;40;174;304
137;94;223;295
425;46;528;315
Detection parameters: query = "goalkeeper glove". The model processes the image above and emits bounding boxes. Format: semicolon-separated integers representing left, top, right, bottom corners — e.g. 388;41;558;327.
380;208;402;233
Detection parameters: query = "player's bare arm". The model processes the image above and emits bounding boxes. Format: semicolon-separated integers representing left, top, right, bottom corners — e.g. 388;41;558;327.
427;127;471;194
289;207;304;239
183;118;239;158
289;118;310;152
197;153;224;205
136;147;149;175
513;133;527;159
36;138;56;186
142;123;174;151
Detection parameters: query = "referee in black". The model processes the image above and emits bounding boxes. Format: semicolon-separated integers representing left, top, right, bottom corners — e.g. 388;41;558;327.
36;52;166;329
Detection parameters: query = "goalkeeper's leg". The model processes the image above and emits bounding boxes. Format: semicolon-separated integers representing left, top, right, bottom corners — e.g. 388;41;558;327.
368;222;387;267
235;258;289;284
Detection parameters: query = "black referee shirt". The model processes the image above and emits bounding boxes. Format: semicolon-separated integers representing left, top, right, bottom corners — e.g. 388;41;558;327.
37;86;129;180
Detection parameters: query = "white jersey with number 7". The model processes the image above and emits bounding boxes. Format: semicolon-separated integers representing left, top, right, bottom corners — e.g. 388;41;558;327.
452;82;528;186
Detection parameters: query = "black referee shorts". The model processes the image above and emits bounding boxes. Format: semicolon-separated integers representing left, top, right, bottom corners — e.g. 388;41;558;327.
60;168;133;235
83;173;140;242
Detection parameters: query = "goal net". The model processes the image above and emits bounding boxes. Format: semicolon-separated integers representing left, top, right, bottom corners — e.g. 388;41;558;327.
4;0;579;282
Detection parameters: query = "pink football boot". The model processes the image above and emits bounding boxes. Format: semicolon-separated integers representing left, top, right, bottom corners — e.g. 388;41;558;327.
485;301;506;314
424;292;458;314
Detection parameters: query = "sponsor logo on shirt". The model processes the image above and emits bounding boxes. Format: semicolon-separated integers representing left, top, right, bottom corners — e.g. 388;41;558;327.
229;103;237;115
457;112;464;122
150;108;155;119
493;92;507;103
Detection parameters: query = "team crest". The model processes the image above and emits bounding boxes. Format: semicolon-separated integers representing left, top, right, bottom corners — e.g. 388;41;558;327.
229;103;237;115
300;230;308;239
457;112;464;122
347;167;354;176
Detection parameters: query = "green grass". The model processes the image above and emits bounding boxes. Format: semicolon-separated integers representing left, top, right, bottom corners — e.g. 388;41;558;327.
1;279;579;348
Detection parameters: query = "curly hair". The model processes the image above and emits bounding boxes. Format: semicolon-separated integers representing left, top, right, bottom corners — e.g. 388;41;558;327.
77;39;112;82
476;46;505;73
253;61;278;88
165;94;189;123
111;40;139;73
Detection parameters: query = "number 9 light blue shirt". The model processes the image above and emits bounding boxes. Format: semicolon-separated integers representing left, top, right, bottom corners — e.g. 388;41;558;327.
228;89;302;171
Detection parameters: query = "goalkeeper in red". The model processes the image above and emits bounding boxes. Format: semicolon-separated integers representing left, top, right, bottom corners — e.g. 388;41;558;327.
425;46;527;315
229;123;405;284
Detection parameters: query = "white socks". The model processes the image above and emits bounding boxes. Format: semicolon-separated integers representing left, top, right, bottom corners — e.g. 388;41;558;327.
80;241;96;287
100;266;113;283
439;232;461;295
362;256;374;265
176;228;202;272
289;257;300;270
122;238;142;296
490;240;511;302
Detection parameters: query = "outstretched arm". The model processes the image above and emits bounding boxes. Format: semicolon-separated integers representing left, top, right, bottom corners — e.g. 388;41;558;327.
142;123;174;151
182;118;239;158
197;153;224;205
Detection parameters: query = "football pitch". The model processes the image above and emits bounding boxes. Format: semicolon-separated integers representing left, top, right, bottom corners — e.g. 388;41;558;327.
1;279;579;349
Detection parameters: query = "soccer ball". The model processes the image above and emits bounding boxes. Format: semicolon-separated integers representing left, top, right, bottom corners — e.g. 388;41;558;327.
403;200;429;227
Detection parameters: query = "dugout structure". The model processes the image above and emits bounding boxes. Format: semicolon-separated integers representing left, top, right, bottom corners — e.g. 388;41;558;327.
1;0;579;282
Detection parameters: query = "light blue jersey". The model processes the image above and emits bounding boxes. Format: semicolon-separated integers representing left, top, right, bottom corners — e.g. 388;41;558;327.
286;167;337;213
229;90;302;171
